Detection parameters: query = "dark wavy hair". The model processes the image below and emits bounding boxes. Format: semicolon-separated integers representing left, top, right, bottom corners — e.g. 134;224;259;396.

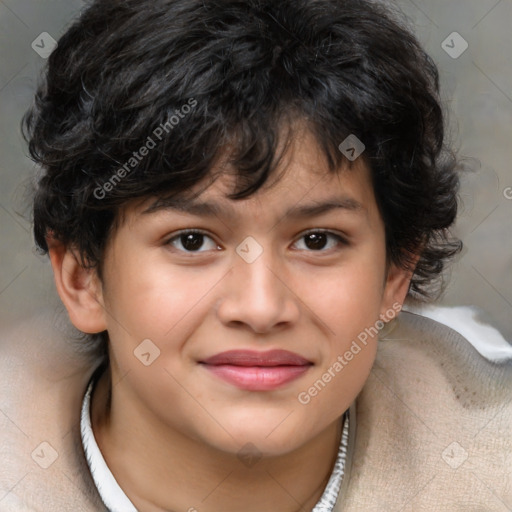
22;0;461;305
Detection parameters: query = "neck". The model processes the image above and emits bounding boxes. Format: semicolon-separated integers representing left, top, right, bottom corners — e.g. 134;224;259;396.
91;367;344;512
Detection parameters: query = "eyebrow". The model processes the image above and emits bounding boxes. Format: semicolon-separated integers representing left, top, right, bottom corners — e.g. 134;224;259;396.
143;196;365;219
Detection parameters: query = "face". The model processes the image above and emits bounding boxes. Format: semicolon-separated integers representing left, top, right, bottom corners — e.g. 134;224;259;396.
92;130;410;457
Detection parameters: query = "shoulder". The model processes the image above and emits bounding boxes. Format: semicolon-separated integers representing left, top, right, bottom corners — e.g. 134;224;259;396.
376;309;512;408
0;309;106;511
341;310;512;511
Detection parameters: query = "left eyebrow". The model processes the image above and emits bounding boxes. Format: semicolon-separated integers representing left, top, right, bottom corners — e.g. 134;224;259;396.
284;197;365;218
142;196;365;219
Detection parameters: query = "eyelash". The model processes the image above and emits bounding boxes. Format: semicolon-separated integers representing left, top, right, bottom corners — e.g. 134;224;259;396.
165;228;349;255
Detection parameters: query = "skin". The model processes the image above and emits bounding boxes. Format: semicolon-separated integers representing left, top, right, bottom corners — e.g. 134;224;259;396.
49;129;414;512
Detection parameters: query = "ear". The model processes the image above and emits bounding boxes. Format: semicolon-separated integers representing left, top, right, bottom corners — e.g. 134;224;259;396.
47;239;108;334
380;254;420;319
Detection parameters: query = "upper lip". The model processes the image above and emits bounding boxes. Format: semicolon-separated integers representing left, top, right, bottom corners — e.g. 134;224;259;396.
200;350;312;367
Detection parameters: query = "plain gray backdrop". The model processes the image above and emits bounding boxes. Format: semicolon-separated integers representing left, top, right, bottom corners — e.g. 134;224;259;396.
1;0;511;340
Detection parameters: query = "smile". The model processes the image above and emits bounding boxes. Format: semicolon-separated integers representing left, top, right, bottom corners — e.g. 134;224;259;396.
199;350;313;391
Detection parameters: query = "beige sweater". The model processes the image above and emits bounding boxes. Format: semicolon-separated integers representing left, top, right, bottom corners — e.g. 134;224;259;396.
1;310;511;511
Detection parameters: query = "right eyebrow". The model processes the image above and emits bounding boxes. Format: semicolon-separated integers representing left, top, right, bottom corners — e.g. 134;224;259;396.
142;198;225;217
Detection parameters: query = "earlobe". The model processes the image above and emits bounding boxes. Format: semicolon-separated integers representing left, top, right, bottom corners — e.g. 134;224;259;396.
48;240;108;334
380;256;419;318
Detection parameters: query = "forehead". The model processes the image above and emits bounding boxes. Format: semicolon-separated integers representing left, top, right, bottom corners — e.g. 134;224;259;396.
145;131;375;217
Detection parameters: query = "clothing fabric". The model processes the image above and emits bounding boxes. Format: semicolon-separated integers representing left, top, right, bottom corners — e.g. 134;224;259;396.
0;308;511;511
403;303;512;362
80;377;137;511
80;374;351;512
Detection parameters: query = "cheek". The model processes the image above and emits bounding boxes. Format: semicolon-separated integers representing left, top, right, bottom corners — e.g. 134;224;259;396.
310;262;386;340
300;255;384;399
295;268;382;422
297;339;377;431
103;254;204;334
101;256;230;382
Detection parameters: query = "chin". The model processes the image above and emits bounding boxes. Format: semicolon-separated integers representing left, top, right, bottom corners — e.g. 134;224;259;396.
197;410;315;458
213;433;306;460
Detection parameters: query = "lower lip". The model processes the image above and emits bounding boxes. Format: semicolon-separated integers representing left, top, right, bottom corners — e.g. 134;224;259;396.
202;364;310;391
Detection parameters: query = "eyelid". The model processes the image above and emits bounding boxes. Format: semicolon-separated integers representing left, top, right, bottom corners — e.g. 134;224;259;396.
291;228;350;251
297;228;349;241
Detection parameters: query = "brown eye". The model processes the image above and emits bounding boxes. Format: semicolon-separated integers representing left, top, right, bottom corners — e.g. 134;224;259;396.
167;230;219;253
293;230;347;252
179;233;205;251
304;232;328;250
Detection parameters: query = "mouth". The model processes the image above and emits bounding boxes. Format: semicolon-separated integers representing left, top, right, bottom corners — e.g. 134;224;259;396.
199;350;313;391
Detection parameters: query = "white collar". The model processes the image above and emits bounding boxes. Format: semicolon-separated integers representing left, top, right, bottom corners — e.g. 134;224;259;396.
80;373;350;512
80;376;138;512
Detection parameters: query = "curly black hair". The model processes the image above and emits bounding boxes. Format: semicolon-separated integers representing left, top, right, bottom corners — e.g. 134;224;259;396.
22;0;461;303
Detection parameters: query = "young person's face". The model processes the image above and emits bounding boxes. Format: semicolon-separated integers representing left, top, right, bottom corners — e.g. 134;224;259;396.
91;130;411;457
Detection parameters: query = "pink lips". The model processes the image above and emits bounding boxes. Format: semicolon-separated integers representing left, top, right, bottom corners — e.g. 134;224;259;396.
200;350;312;391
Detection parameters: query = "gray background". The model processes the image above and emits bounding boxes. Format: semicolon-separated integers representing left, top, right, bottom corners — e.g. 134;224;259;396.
1;0;511;340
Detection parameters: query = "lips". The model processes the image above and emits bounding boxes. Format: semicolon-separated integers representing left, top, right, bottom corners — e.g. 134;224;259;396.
200;350;312;391
202;349;311;367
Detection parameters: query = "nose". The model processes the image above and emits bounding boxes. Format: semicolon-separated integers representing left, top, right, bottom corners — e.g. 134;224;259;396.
216;248;300;334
